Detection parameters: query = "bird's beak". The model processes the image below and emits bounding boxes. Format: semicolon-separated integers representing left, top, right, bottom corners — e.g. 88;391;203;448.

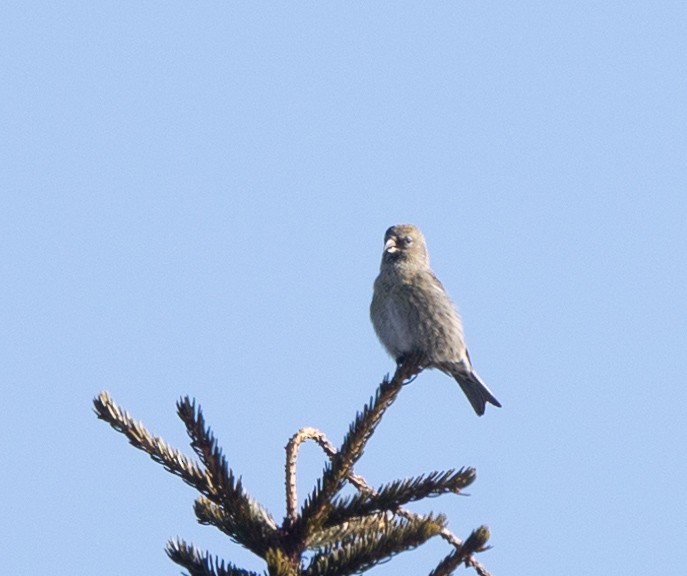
384;237;398;253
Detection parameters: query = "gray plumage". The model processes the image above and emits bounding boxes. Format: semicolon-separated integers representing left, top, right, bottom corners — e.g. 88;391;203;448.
370;224;501;416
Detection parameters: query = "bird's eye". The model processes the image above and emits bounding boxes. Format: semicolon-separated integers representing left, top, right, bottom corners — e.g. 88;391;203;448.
403;235;414;245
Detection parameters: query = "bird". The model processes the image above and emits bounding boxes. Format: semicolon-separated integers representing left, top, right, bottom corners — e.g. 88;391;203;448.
370;224;501;416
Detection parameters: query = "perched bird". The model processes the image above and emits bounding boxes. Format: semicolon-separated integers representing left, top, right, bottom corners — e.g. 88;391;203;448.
370;224;501;416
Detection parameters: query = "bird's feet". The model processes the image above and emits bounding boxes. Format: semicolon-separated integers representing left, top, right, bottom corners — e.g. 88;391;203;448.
395;352;426;383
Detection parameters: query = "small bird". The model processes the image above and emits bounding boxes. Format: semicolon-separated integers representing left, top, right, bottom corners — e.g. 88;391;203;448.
370;224;501;416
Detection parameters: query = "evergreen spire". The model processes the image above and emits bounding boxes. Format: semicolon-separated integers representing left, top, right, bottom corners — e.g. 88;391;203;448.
94;360;494;575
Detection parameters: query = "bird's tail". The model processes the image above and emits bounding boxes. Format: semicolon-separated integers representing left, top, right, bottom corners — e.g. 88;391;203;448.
451;367;501;416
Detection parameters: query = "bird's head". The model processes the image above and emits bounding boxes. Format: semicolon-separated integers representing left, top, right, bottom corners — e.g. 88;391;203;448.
381;224;430;268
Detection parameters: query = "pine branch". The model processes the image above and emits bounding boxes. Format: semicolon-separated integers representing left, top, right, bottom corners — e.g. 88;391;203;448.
428;526;492;576
326;468;476;526
286;421;490;574
94;392;279;558
93;391;211;495
195;496;279;558
304;514;445;576
305;514;390;549
166;538;262;576
264;548;298;576
337;355;424;481
337;475;494;574
177;397;234;497
294;359;422;540
176;396;279;555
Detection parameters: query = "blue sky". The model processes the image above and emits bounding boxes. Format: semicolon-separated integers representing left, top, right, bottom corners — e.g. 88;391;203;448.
2;2;686;575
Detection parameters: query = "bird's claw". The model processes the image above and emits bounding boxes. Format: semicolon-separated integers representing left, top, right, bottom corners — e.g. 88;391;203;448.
403;373;418;385
395;351;426;383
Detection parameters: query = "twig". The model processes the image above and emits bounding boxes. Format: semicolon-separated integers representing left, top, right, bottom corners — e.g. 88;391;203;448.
285;427;338;523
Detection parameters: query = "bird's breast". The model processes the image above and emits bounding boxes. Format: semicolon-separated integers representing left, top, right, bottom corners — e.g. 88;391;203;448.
371;279;418;357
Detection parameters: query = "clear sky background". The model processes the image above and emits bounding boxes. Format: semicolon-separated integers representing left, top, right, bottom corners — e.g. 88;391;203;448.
2;3;686;575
